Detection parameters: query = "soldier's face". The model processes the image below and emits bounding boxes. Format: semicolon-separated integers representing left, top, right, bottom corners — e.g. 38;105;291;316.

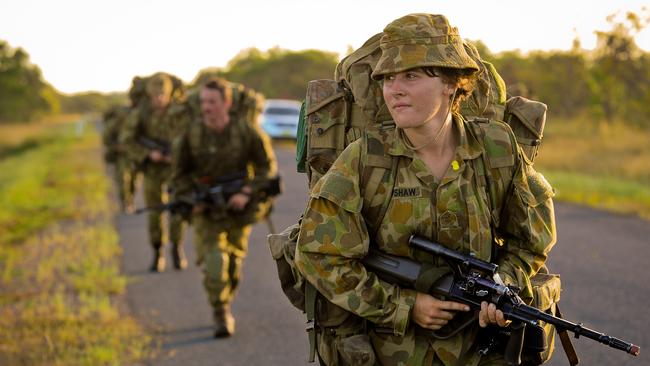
200;87;231;127
150;92;171;111
383;69;454;129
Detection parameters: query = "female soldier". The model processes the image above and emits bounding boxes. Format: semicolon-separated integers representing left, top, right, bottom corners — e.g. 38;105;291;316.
295;13;556;366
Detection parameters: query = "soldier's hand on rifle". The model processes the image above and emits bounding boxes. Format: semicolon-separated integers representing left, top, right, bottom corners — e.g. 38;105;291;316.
478;301;511;328
149;150;166;162
412;292;470;330
228;186;253;211
193;202;208;214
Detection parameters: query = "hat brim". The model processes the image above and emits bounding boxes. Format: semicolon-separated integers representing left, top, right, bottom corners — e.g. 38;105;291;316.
371;42;479;80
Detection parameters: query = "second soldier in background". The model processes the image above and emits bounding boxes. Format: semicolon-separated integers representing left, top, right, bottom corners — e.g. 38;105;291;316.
121;72;188;272
171;77;277;338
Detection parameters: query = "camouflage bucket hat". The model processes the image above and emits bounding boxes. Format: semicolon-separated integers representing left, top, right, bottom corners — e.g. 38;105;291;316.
371;13;479;80
146;72;173;97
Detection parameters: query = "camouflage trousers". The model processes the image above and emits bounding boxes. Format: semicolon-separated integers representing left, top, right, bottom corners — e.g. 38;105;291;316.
143;167;185;248
193;214;252;312
113;156;137;210
368;326;510;366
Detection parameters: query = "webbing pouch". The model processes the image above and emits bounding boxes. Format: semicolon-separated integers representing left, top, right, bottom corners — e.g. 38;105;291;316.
305;79;351;186
504;96;547;164
522;268;561;365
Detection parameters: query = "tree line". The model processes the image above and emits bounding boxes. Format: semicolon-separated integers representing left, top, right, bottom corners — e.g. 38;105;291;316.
1;11;648;125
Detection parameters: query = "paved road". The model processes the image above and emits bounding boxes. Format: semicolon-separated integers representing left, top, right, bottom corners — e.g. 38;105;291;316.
117;141;647;366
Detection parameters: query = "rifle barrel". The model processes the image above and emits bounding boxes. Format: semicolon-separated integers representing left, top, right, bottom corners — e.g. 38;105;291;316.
518;304;640;356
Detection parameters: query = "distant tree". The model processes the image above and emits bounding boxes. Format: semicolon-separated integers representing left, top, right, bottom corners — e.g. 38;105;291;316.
589;10;650;123
193;47;340;100
0;40;59;122
58;91;127;114
524;50;590;117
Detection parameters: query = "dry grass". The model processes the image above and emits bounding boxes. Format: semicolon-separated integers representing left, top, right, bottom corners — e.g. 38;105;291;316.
0;117;149;365
535;115;650;219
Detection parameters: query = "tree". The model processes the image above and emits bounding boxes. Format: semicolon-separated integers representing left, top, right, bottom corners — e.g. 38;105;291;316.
0;40;59;122
589;10;650;123
193;47;340;100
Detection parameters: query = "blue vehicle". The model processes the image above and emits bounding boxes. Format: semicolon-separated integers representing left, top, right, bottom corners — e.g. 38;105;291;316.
259;99;301;139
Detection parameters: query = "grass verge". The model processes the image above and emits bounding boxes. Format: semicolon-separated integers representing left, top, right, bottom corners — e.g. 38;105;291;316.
535;116;650;219
0;117;150;365
541;170;650;220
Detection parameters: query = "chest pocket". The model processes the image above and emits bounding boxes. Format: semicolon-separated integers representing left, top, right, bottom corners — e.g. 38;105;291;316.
436;177;468;251
188;121;248;165
377;173;432;256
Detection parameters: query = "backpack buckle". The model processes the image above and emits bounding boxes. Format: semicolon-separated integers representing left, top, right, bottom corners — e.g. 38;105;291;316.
306;319;315;331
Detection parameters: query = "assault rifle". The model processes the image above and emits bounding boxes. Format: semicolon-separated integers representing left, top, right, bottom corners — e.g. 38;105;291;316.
361;235;640;365
137;136;171;158
134;172;282;216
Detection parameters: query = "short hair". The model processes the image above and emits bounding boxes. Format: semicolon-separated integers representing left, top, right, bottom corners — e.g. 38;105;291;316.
201;77;232;104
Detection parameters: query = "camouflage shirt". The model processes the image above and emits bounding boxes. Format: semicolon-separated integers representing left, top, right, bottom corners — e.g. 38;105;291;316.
102;105;131;160
171;115;277;222
121;103;187;168
295;116;556;366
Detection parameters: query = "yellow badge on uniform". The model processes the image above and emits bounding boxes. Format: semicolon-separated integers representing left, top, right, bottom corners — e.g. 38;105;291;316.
451;160;460;171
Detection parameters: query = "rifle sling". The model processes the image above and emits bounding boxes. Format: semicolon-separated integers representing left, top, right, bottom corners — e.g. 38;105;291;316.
305;282;318;363
555;305;580;365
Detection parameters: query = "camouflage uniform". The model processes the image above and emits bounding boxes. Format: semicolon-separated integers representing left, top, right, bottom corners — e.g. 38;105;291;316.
295;14;556;366
102;105;137;211
171;106;277;329
121;73;188;271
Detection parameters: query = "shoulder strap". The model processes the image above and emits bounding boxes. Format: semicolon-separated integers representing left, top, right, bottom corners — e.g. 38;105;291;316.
187;120;203;158
466;118;518;253
467;119;501;224
359;124;398;240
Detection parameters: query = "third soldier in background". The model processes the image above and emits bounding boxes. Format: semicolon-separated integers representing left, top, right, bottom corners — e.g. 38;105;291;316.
171;77;277;338
121;72;188;272
102;104;137;212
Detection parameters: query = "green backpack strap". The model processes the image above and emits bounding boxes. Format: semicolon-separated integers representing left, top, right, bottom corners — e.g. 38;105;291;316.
360;124;398;240
466;117;517;253
467;119;498;224
296;100;308;173
362;156;398;239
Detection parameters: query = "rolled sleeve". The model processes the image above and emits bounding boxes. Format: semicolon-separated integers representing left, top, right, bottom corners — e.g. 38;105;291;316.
295;142;414;334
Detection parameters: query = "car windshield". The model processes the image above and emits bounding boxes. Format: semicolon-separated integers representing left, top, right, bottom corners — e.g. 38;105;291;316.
265;107;299;116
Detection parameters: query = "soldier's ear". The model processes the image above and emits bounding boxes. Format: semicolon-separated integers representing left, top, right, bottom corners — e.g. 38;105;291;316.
443;83;456;97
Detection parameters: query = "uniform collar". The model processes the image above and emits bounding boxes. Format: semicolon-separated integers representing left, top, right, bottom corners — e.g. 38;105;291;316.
388;114;484;161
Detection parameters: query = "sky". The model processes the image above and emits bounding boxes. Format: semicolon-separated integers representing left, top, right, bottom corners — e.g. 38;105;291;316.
1;0;649;94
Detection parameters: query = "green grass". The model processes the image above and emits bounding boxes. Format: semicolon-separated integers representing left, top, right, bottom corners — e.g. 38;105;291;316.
0;118;150;365
535;115;650;219
541;170;650;219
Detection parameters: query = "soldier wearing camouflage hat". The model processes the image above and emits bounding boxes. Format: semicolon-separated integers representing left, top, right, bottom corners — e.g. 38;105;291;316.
121;72;189;272
171;78;277;338
295;13;556;365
